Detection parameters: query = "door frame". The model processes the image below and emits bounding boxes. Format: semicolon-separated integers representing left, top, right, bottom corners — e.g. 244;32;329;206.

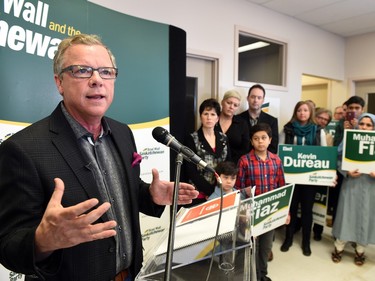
187;50;220;130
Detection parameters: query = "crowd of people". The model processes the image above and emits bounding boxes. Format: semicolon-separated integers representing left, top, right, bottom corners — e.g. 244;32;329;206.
182;86;374;281
0;33;373;281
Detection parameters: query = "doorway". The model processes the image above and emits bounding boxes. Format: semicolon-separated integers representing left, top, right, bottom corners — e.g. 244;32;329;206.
301;74;347;112
368;93;375;114
301;75;329;108
186;53;219;133
354;79;375;113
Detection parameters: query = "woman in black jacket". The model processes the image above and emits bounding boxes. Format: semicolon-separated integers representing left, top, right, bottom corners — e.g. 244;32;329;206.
184;98;231;206
280;101;327;256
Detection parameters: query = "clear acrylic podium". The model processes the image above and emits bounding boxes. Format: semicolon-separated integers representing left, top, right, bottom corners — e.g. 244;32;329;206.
136;192;256;281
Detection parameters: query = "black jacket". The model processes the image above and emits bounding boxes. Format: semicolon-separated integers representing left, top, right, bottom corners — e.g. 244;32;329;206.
0;103;165;281
237;110;279;153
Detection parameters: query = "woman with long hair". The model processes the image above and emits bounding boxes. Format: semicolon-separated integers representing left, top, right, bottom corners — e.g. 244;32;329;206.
280;101;327;256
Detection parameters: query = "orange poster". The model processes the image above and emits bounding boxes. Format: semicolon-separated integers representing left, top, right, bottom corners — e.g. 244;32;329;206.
178;191;239;225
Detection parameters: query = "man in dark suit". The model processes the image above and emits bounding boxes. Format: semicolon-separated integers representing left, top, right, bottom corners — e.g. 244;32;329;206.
237;84;279;264
0;34;197;281
238;84;279;154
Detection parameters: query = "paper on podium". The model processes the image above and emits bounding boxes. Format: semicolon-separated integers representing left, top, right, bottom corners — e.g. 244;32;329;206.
154;191;241;257
137;191;251;280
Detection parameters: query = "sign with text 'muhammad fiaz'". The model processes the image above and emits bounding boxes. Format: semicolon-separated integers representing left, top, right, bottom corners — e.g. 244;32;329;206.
251;183;294;237
342;129;375;174
278;144;337;186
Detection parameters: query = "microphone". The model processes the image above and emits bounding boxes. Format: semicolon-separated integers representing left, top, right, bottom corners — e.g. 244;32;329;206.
152;126;215;173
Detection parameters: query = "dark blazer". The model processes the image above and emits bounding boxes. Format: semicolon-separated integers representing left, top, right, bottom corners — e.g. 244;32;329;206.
0;103;165;281
216;115;250;164
237;110;279;154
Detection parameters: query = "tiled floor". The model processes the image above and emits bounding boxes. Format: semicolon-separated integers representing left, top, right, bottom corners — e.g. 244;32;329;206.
268;226;375;281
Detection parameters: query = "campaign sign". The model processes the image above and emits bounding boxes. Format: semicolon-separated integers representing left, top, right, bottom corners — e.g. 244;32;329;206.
326;120;339;138
177;191;240;225
279;145;337;185
342;129;375;174
312;186;329;225
251;184;294;237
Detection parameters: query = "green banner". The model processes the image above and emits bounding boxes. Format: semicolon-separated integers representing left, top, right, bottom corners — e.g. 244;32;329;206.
0;0;169;124
342;129;375;174
278;144;337;185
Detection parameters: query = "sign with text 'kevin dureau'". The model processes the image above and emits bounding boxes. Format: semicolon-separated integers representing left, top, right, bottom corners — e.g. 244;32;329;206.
278;144;337;186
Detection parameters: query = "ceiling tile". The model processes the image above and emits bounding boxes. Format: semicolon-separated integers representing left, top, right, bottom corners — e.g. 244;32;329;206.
245;0;375;37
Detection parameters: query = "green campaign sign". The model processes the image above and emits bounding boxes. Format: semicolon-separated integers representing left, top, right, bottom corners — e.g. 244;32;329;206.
312;186;328;225
250;184;294;237
278;144;337;185
326;120;339;138
342;129;375;174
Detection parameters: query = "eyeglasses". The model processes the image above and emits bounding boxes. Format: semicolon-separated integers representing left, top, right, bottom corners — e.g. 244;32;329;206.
316;116;330;123
60;65;118;79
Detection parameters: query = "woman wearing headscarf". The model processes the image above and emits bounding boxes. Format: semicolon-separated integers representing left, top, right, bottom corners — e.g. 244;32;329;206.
331;113;375;266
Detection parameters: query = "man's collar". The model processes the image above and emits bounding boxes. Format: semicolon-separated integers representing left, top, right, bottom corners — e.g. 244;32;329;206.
60;102;111;139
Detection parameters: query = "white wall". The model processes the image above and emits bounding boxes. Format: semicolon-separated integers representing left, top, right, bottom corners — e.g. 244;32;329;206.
90;0;346;128
346;32;375;80
344;32;375;111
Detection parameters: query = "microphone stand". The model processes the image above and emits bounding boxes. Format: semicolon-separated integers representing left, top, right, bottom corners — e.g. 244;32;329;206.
164;153;184;281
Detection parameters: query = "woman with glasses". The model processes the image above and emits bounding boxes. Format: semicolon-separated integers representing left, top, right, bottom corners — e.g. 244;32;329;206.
312;108;333;240
315;107;334;146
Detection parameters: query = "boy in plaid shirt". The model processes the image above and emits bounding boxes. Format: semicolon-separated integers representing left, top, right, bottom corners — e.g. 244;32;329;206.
236;123;285;281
